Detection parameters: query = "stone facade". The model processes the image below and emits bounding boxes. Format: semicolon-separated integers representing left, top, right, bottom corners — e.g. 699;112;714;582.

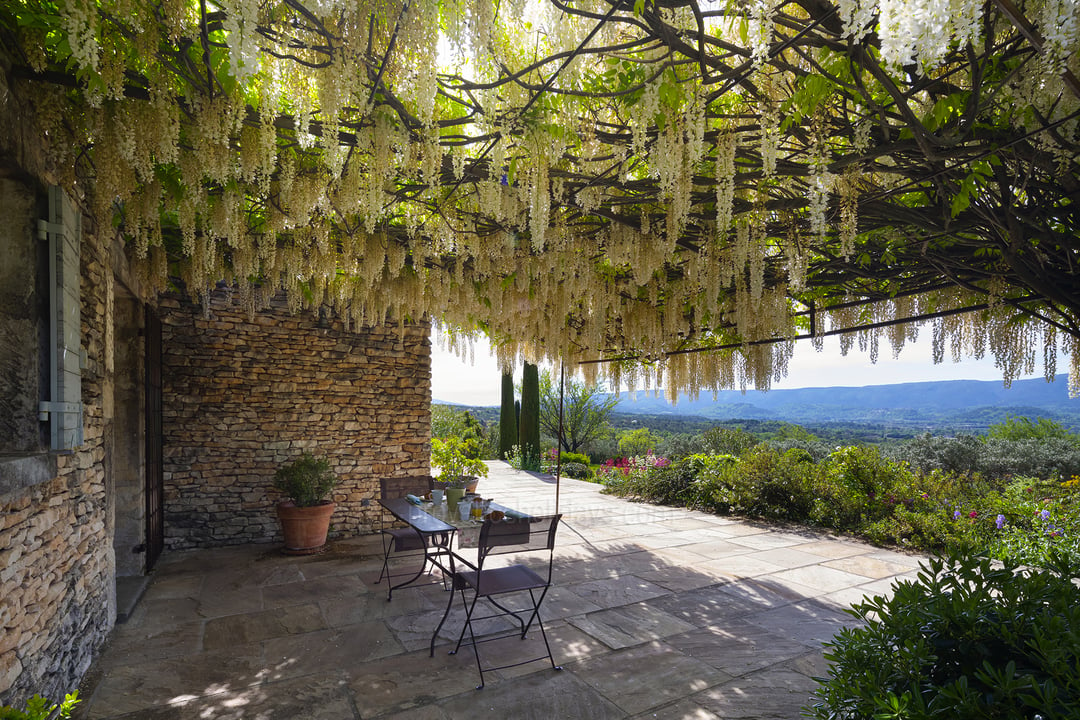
0;179;117;705
0;55;434;708
159;294;432;549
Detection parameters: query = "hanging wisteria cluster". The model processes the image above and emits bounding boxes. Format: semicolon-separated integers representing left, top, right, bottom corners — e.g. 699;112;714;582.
3;0;1079;396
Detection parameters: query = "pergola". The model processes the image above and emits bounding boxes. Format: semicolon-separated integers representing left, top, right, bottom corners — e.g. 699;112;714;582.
2;0;1077;395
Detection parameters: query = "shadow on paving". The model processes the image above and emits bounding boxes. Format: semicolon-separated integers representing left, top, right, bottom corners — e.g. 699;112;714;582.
75;468;919;719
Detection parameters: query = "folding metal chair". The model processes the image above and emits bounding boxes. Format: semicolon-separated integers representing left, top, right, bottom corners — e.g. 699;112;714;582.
438;513;562;688
376;476;435;599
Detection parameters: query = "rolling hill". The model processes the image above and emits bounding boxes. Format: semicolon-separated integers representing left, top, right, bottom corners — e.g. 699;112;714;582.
604;375;1080;432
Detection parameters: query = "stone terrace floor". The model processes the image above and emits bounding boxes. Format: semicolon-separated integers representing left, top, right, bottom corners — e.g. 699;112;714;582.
75;461;925;719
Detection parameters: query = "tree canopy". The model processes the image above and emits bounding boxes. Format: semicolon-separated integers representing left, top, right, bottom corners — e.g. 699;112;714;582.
539;368;620;452
2;0;1078;395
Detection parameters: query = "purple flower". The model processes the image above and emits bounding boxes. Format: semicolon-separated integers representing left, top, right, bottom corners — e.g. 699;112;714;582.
953;510;961;520
1040;509;1051;521
995;514;1005;529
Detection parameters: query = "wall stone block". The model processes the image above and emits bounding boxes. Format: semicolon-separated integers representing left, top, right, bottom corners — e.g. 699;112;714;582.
0;211;114;705
160;294;432;549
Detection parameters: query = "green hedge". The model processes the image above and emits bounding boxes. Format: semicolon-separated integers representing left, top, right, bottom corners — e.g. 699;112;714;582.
807;554;1080;719
600;445;1080;566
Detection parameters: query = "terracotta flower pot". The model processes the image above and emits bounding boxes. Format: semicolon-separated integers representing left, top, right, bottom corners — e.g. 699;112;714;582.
276;501;335;555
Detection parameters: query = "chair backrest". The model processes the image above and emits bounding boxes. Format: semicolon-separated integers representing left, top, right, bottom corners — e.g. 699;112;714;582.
478;514;561;565
380;476;434;500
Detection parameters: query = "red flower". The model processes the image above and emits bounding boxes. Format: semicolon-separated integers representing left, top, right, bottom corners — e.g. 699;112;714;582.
968;511;978;518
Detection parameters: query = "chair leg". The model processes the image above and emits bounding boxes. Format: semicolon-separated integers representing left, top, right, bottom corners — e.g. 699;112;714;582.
430;575;459;657
519;585;552;638
530;600;561;671
376;535;393;588
447;587;487;689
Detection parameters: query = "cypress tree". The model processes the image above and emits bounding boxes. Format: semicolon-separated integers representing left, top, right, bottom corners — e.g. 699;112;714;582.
519;362;540;470
498;370;517;460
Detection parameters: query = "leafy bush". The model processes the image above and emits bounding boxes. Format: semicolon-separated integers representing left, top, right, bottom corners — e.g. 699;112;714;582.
660;432;708;461
700;426;759;456
807;554;1080;719
560;451;591;466
431;437;489;485
987;414;1075;441
977;437;1080;482
764;437;834;462
888;432;1080;481
615;455;699;506
617;427;663;456
688;447;817;520
597;453;671;497
735;446;817;520
811;446;931;533
1;692;79;720
984;477;1080;569
272;453;337;507
599;436;1080;566
887;433;983;475
561;462;591;479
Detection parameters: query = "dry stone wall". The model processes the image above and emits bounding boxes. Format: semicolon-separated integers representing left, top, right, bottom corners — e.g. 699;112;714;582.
0;180;115;706
159;295;432;549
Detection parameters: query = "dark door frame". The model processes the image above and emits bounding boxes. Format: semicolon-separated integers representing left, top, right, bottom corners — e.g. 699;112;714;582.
144;306;164;571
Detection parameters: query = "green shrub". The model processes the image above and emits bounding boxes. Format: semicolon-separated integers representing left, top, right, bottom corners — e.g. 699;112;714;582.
889;432;1080;481
272;453;337;507
687;453;743;512
765;437;834;462
983;476;1080;569
861;505;983;554
977;437;1080;482
433;437;490;484
887;433;982;475
597;454;671;497
599;438;1080;565
1;692;79;720
560;451;591;466
987;414;1075;441
561;462;591;479
700;426;759;456
807;554;1080;719
627;456;699;505
692;447;816;520
737;446;817;520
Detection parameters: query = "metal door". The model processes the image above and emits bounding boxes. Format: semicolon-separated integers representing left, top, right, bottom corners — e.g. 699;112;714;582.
144;306;164;571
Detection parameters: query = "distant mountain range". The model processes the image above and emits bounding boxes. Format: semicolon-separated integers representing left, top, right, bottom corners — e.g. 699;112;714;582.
603;375;1079;432
435;375;1080;434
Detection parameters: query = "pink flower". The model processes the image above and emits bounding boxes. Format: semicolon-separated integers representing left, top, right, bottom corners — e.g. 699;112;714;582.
968;511;978;518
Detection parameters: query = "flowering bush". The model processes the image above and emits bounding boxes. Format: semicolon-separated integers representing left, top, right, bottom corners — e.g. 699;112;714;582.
600;444;1080;568
596;453;670;496
984;478;1080;570
540;447;560;474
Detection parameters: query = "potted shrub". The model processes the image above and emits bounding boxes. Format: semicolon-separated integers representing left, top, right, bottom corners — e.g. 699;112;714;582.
272;452;338;554
432;437;488;506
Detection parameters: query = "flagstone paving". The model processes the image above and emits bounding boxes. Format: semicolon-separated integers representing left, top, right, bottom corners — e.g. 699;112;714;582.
75;462;925;719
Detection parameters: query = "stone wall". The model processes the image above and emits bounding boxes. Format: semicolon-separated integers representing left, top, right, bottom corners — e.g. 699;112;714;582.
0;179;116;705
159;295;432;549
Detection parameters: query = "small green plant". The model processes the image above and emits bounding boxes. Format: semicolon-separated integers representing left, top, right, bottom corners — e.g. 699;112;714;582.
431;437;489;485
505;443;524;470
0;692;79;720
806;553;1080;719
562;462;591;479
560;451;591;466
272;452;337;507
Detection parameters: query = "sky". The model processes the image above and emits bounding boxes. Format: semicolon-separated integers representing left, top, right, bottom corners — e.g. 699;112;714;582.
431;332;1062;406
